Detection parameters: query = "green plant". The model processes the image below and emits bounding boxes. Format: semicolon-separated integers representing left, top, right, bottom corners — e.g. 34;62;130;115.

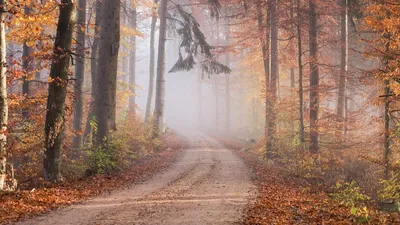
87;143;118;174
379;172;400;203
331;180;370;220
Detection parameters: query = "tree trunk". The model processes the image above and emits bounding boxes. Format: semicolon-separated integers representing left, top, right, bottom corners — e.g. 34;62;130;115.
73;0;87;149
94;0;120;144
337;0;347;131
290;68;295;88
84;0;102;143
43;0;75;182
224;7;230;132
145;0;159;123
297;0;305;148
153;0;167;137
214;75;219;131
198;68;202;130
0;0;8;191
129;6;137;116
309;0;319;154
384;79;390;178
22;6;33;118
289;0;295;89
267;0;278;156
22;44;32;117
257;0;270;159
214;22;221;132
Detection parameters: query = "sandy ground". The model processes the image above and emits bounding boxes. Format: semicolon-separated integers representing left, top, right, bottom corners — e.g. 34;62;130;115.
13;134;255;225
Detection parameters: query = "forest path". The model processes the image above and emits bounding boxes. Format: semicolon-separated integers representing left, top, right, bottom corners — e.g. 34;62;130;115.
14;133;256;225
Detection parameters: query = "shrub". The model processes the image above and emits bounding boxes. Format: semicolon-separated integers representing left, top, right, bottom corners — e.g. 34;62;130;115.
378;172;400;212
331;180;371;220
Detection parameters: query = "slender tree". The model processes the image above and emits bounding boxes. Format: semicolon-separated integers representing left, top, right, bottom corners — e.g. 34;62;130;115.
94;0;121;144
22;5;33;119
267;0;278;156
297;0;305;148
84;0;102;143
73;0;87;149
224;6;231;132
257;0;271;158
309;0;319;153
129;4;137;116
214;22;220;131
0;0;8;190
384;79;390;178
43;0;75;182
145;0;159;122
337;0;348;132
290;0;295;89
153;0;167;137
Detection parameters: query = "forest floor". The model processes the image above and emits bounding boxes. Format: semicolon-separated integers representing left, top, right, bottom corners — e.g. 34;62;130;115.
5;133;256;225
216;137;400;224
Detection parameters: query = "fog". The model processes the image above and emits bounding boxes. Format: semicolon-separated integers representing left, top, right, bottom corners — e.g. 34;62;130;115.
132;18;251;135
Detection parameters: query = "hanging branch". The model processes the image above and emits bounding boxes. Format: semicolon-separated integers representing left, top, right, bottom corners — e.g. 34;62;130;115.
168;4;231;76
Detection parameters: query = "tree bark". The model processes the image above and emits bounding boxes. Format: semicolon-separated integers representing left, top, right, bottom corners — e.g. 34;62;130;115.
384;79;390;178
84;0;102;143
153;0;167;137
73;0;87;149
337;0;348;131
129;5;137;116
214;22;220;132
309;0;319;154
22;6;33;118
290;68;295;88
289;0;295;89
22;44;32;117
267;0;278;156
257;0;270;159
145;0;158;122
0;0;8;191
297;0;305;149
224;7;230;132
94;0;120;144
43;0;75;182
198;68;202;130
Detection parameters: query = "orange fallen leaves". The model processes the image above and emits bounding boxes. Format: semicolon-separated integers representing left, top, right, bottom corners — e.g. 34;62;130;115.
216;137;400;225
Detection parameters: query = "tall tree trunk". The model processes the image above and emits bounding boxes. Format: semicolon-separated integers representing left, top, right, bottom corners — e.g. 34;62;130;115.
0;0;8;191
153;0;167;137
22;45;32;117
214;75;219;131
94;0;120;144
214;22;220;132
297;0;305;148
73;0;87;149
267;0;278;157
337;0;347;131
257;0;271;158
384;79;390;178
129;5;137;116
224;7;230;132
289;0;295;89
84;0;102;143
145;0;159;123
309;0;319;154
22;6;33;118
43;0;75;182
198;68;202;130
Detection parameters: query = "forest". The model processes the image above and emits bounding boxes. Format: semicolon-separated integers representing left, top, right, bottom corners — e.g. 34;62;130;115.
0;0;400;224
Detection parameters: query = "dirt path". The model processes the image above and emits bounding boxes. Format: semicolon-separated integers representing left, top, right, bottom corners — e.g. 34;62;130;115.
13;134;255;225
